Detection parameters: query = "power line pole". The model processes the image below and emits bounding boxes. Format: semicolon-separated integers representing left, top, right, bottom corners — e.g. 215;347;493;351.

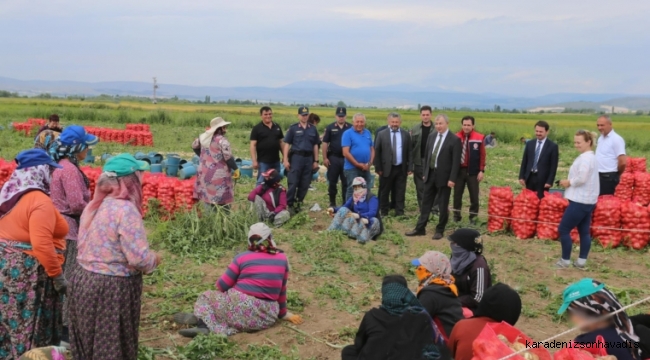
153;77;158;104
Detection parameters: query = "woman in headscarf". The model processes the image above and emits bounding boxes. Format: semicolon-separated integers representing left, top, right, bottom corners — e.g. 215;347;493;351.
447;228;492;316
34;114;63;150
558;278;645;360
412;251;463;343
192;117;240;210
48;125;98;345
247;169;290;227
448;283;522;360
174;223;303;338
326;177;382;243
0;149;68;359
341;275;440;360
67;154;161;360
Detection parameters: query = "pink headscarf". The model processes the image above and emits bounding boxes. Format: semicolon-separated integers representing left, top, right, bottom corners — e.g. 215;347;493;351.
79;172;143;231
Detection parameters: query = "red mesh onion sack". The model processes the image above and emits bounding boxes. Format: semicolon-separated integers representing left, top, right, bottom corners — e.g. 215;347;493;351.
487;186;514;233
511;189;540;239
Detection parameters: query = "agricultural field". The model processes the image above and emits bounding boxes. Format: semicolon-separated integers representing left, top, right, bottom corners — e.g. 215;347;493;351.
2;98;650;359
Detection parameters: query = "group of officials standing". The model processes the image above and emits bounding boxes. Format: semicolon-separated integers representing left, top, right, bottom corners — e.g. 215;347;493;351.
248;105;627;240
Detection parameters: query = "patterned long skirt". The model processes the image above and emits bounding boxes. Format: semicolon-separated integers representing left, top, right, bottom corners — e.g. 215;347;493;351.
194;288;279;336
0;252;62;359
327;207;380;243
253;196;291;228
61;239;78;327
68;268;143;360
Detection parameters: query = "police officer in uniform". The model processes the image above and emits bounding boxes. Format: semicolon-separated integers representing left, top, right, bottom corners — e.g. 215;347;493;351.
283;106;321;212
322;107;352;208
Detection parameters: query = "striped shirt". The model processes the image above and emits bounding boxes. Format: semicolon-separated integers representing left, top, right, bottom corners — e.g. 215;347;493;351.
217;251;289;317
565;151;599;205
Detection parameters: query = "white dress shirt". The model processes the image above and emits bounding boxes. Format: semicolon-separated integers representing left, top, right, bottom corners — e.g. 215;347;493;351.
431;129;449;168
565;151;600;205
390;128;403;165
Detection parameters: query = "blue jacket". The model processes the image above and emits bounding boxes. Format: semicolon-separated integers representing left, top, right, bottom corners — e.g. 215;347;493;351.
336;195;379;227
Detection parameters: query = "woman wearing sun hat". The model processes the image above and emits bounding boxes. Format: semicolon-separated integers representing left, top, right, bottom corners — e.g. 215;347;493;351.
174;223;303;338
557;278;650;360
0;149;69;359
193;117;240;210
67;153;161;360
47;125;99;344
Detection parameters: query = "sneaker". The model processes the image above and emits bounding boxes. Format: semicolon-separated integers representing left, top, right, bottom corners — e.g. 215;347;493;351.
179;327;209;338
308;185;315;191
59;341;70;349
573;261;587;270
173;312;198;326
554;260;570;269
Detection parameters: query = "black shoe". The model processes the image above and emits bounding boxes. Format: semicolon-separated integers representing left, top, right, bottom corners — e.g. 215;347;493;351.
432;232;444;240
469;218;478;226
179;327;209;338
453;218;462;223
173;313;198;326
329;203;336;208
381;212;389;217
405;229;426;236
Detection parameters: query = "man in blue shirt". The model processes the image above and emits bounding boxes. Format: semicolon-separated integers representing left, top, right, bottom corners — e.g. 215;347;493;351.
322;107;352;207
342;113;375;200
283;106;321;212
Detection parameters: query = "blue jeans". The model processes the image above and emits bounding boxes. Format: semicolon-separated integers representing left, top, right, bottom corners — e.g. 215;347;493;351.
344;168;370;200
558;200;596;260
256;161;281;185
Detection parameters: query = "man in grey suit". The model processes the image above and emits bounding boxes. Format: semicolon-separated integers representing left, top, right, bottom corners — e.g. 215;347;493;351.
374;112;411;216
406;114;461;240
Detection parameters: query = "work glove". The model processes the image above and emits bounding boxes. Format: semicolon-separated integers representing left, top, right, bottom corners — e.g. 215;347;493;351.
348;212;360;220
268;213;276;223
52;275;67;295
327;208;335;217
283;311;304;325
232;169;241;180
361;218;369;225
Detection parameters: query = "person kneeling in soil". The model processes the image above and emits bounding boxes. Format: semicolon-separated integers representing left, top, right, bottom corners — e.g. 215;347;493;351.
326;177;382;243
341;275;441;360
448;283;522;360
412;251;464;359
247;169;290;227
174;223;303;338
448;228;492;317
558;278;649;360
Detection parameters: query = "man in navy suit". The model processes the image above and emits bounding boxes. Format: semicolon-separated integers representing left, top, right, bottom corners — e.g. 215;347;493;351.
518;121;559;199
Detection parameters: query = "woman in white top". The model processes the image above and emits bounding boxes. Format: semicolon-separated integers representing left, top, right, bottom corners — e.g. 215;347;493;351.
556;130;600;270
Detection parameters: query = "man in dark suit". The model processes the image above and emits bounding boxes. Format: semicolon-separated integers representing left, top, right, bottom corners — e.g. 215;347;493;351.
518;120;559;199
406;114;461;240
374;112;411;216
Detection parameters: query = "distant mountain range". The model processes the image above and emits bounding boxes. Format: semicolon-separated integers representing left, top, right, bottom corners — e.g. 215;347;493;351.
1;76;650;111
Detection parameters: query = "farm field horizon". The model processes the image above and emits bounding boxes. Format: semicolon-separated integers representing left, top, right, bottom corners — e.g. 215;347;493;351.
2;98;650;359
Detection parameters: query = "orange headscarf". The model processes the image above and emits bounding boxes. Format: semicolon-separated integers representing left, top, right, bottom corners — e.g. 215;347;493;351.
415;252;459;296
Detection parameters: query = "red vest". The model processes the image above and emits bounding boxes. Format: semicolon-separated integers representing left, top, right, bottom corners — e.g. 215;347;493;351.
456;130;485;176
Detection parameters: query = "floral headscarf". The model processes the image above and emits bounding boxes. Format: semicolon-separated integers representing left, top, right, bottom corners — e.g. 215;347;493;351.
49;140;90;188
0;164;52;220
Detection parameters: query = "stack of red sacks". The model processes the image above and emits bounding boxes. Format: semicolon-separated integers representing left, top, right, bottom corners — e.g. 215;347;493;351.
511;189;540;239
141;172;162;217
79;166;102;200
0;158;17;189
84;125;154;147
487;187;514;232
536;192;567;240
620;201;650;250
175;179;197;213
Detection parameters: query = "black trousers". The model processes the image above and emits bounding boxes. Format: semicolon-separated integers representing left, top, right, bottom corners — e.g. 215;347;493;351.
525;173;545;199
599;172;619;196
377;178;396;210
415;169;451;233
379;166;407;216
413;162;426;209
287;154;313;206
453;168;480;220
326;155;347;205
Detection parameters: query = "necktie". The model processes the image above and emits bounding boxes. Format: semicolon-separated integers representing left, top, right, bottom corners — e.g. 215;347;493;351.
392;130;398;165
532;140;542;172
430;133;443;169
461;135;469;165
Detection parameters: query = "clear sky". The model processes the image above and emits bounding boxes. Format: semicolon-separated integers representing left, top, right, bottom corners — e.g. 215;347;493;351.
1;0;648;97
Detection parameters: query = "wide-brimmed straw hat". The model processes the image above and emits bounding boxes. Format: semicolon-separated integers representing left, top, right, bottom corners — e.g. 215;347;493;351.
199;117;231;148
